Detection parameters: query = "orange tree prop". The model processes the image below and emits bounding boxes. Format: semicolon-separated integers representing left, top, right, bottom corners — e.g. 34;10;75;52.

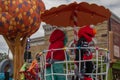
0;0;45;79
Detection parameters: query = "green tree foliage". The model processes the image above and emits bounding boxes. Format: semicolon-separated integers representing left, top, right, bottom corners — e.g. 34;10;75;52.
0;53;8;62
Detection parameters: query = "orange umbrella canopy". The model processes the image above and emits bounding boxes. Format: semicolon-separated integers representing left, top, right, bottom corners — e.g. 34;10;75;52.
0;0;45;39
41;2;111;27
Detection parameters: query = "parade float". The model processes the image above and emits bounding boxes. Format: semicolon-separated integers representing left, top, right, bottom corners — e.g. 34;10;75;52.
1;1;117;80
38;2;111;80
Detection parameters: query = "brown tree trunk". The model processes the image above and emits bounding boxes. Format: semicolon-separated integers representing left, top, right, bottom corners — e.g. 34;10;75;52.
4;36;27;80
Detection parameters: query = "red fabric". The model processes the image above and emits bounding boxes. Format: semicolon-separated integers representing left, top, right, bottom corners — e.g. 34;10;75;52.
78;25;96;42
46;29;65;61
46;62;51;67
83;53;93;60
84;77;92;80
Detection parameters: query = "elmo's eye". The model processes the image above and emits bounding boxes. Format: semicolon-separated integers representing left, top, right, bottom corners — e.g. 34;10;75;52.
86;33;93;37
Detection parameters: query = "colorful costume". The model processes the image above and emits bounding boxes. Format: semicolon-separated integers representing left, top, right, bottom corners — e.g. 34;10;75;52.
75;25;96;80
46;29;66;80
20;60;40;80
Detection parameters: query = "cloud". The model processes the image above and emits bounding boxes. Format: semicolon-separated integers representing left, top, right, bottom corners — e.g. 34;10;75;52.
30;23;45;39
0;35;13;59
43;0;68;9
99;0;120;6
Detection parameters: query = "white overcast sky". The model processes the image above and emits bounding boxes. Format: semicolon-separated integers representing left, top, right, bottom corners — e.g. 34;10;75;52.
0;0;120;58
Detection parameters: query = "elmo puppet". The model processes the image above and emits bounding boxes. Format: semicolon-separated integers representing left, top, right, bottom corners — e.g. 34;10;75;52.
75;25;96;80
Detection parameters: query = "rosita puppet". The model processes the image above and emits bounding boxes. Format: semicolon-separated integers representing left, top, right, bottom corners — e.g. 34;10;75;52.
46;29;67;80
75;25;96;80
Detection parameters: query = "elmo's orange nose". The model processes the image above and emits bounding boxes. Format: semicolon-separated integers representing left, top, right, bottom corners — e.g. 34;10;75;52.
93;29;97;35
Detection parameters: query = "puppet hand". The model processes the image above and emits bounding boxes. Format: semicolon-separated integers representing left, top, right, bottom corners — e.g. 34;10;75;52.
46;62;51;68
46;58;55;68
46;58;54;64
